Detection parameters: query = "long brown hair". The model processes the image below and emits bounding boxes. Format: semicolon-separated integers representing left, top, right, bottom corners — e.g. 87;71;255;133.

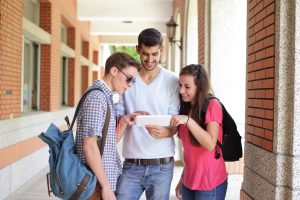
179;64;211;146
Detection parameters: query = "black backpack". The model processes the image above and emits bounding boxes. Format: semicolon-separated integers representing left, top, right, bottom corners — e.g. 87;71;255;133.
202;96;243;162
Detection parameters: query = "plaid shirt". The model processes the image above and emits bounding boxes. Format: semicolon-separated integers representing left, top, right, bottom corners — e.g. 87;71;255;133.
75;80;122;191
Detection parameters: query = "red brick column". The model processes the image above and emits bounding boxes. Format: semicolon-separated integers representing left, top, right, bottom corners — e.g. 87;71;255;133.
198;0;205;64
93;50;99;65
82;41;90;93
39;1;61;111
81;66;89;94
68;58;75;106
246;0;275;152
242;0;276;198
82;41;89;58
92;71;98;82
0;0;23;120
67;27;76;106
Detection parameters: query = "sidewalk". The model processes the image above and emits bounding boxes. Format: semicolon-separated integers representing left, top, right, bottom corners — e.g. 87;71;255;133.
7;165;242;200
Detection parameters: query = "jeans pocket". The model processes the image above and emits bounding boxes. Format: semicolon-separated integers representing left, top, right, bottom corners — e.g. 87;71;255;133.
160;160;174;171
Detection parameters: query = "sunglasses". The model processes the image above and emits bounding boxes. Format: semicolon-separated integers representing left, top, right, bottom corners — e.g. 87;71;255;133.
115;66;136;84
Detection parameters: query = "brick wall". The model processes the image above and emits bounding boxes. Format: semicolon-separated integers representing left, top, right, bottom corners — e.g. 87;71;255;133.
81;66;89;94
82;41;89;58
68;58;75;106
67;27;76;106
92;71;98;81
39;2;52;111
0;0;100;117
39;1;61;111
198;0;205;64
246;0;275;152
0;0;101;183
67;27;75;49
93;50;99;65
0;0;23;120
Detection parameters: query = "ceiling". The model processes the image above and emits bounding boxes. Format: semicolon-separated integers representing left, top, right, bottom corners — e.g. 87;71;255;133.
76;0;174;44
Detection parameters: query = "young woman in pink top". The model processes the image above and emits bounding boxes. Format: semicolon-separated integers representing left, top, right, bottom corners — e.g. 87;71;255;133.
170;64;228;200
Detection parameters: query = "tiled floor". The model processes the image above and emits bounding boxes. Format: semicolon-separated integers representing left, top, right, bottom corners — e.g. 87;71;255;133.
8;165;242;200
8;141;243;200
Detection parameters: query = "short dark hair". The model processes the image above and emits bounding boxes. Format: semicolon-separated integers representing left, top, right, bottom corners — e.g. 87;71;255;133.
138;28;163;48
104;52;140;75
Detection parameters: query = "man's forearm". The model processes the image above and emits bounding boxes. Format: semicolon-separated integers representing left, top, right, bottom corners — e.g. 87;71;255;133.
83;137;110;188
116;116;127;142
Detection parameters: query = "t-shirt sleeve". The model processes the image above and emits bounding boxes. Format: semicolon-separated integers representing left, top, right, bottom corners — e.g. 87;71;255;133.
205;99;223;125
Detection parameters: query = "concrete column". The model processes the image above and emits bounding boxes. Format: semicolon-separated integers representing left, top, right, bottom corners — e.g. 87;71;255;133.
274;0;300;198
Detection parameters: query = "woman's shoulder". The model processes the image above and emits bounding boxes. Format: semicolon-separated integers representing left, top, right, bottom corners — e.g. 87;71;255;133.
205;98;223;123
207;98;221;109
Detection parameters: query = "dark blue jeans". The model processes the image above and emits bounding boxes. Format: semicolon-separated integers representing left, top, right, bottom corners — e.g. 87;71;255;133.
182;179;227;200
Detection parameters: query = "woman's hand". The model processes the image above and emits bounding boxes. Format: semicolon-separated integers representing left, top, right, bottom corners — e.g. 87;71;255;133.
170;115;189;127
175;180;183;200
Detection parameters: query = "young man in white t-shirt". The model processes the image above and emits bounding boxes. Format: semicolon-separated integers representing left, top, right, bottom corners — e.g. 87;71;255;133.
116;28;180;200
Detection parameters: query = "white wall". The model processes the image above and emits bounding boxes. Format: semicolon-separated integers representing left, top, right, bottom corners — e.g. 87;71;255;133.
185;0;198;65
210;0;247;138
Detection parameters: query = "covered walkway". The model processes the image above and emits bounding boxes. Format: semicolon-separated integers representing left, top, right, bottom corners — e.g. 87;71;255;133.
1;0;300;199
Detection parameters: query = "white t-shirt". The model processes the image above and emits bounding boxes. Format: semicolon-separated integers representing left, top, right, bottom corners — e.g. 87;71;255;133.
117;67;180;159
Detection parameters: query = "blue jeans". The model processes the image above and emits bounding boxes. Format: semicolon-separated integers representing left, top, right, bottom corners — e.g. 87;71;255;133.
182;179;228;200
115;160;174;200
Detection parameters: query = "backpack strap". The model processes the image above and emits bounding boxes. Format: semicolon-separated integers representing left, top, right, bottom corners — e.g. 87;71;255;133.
66;87;111;155
97;105;111;155
67;88;104;130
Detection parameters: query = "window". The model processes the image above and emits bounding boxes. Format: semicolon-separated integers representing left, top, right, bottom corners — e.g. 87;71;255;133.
61;24;68;44
61;57;68;106
23;0;40;25
22;39;39;112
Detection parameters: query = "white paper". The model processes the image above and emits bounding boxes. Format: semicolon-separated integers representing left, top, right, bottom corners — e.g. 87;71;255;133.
135;115;171;127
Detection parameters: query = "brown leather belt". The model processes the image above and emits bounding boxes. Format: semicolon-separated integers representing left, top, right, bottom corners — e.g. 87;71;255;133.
125;157;173;165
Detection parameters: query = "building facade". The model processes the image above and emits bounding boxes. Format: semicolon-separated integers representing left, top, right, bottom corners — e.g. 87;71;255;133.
0;0;101;198
1;0;300;199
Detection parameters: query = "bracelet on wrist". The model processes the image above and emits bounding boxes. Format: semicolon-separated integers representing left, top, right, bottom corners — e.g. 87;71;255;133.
185;116;189;125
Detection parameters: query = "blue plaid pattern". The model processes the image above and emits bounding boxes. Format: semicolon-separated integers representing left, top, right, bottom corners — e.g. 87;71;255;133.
75;80;122;191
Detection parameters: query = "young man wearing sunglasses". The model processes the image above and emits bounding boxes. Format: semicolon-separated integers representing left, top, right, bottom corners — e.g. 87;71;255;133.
116;28;180;200
75;52;140;200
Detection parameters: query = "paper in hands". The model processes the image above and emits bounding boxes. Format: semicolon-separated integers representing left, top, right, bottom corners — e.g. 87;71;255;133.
135;115;171;127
